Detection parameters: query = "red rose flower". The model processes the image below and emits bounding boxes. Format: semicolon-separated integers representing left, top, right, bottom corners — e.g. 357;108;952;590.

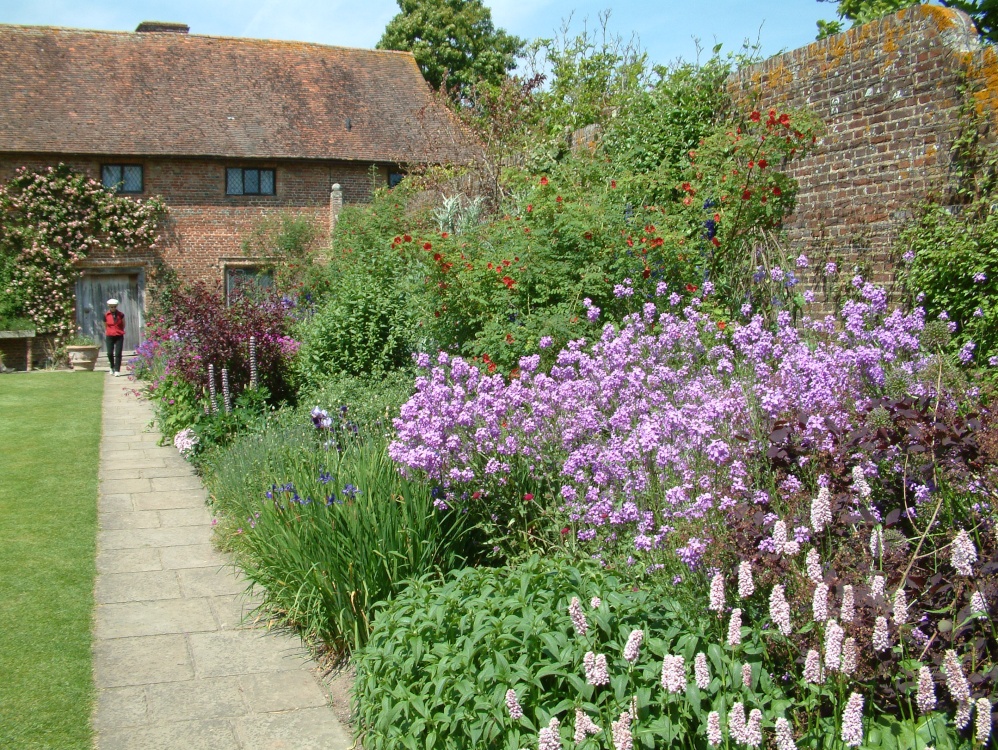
423;242;432;250
717;320;727;330
524;493;534;501
742;190;752;200
686;283;698;292
757;159;768;169
772;186;782;197
540;176;549;186
403;234;412;242
750;111;761;122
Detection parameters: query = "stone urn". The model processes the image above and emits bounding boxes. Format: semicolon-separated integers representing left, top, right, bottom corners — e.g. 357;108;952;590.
66;345;100;371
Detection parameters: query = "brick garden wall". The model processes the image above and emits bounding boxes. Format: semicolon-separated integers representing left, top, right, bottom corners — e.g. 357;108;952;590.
0;155;388;290
727;5;997;293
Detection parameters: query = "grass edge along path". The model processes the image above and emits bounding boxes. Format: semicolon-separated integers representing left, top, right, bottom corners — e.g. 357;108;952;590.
0;372;103;749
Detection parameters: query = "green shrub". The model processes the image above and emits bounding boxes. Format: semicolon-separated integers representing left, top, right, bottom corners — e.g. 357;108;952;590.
203;425;472;656
353;555;704;750
297;369;415;436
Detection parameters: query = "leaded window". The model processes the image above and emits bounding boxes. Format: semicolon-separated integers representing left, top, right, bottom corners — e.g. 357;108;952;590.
101;164;143;193
226;168;276;196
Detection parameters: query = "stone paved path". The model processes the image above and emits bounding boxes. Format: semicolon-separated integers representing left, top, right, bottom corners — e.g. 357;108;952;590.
93;375;352;749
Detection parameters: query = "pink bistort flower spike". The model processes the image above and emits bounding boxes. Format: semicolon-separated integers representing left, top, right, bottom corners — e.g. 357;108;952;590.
694;652;710;689
706;711;723;747
841;638;858;675
975;697;991;744
870;575;886;600
811;486;832;533
611;711;632;750
589;596;601;610
806;549;822;584
840;585;855;623
951;530;977;576
956;700;973;730
872;616;890;651
943;649;971;704
745;709;763;748
971;589;988;615
892;588;908;625
729;702;747;744
660;654;686;694
738;560;755;598
583;652;609;686
709;572;726;613
505;689;523;720
852;465;871;498
870;527;884;559
623;629;643;663
770;584;792;635
774;717;798;750
772;520;788;554
573;709;600;743
825;620;844;671
741;662;752;688
841;692;864;747
916;666;936;714
813;583;829;622
803;649;824;684
727;609;742;647
568;596;587;637
538;716;562;750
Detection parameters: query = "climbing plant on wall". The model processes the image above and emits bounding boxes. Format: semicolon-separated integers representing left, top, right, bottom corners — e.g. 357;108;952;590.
0;164;165;338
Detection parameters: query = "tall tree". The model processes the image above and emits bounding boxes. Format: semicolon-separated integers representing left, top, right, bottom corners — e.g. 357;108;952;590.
817;0;998;44
377;0;525;95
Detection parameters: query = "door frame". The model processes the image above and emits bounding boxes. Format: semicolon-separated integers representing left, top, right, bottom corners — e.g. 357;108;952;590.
75;266;146;350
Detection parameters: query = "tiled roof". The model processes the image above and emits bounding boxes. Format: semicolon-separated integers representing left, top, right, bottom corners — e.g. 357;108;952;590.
0;24;474;164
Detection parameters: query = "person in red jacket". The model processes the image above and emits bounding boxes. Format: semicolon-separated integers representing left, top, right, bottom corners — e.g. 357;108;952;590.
104;298;125;376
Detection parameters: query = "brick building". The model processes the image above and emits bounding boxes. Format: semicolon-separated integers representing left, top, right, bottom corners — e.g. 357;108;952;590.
0;21;472;351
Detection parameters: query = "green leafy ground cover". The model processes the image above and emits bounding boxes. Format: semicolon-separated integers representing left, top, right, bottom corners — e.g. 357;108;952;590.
0;373;102;749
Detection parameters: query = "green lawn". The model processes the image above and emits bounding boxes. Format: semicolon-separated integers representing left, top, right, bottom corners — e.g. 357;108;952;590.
0;373;103;749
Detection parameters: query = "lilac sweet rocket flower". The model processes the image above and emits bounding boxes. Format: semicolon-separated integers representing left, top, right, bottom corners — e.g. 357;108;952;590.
709;572;725;613
825;261;838;276
729;702;747;744
959;341;976;364
796;253;809;268
804;649;824;684
538;716;562;750
538;336;553;349
623;630;643;663
568;597;587;637
943;649;971;704
706;711;723;747
584;652;610;686
611;711;633;750
951;530;977;576
505;689;523;719
694;652;710;689
916;666;936;714
976;698;992;744
770;585;792;635
738;561;755;598
173;427;199;457
840;585;855;622
727;609;743;647
574;709;600;743
825;620;844;671
774;717;798;750
872;616;890;651
841;692;865;747
974;272;988;283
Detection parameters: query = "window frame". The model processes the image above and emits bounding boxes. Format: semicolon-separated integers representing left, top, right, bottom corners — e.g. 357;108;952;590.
226;167;277;196
101;164;144;194
223;263;274;304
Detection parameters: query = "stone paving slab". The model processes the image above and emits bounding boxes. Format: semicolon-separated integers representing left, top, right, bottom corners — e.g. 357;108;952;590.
93;376;350;749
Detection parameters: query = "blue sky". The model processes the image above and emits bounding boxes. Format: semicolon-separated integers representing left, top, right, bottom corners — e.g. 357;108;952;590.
0;1;837;69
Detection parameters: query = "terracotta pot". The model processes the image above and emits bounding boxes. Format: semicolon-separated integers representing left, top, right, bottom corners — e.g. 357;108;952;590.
66;345;100;371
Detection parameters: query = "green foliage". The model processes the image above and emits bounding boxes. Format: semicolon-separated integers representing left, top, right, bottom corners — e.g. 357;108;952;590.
824;0;998;45
203;427;473;655
298;369;415;435
815;18;846;39
602;54;735;206
377;0;524;94
240;211;327;296
0;163;164;338
354;555;699;750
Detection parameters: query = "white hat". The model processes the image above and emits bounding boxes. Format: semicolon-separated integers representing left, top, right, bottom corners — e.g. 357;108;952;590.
107;298;119;306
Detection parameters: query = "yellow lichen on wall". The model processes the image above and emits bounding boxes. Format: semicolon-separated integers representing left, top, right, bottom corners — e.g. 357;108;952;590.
957;46;998;123
917;4;962;33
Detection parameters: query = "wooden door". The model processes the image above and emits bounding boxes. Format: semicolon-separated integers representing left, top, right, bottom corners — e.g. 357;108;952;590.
76;273;143;351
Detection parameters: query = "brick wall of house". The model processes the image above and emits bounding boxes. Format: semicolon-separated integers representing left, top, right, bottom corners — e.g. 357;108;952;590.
727;6;996;296
0;155;388;288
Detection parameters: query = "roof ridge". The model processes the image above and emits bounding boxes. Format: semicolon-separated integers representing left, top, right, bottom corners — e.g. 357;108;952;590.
0;23;417;58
